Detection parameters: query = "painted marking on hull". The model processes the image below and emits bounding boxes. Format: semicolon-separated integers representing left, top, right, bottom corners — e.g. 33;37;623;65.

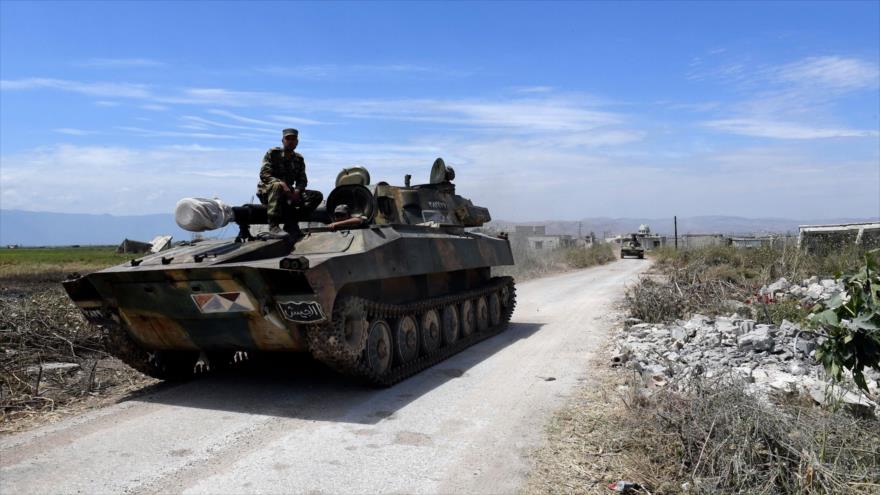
278;301;327;323
191;292;256;313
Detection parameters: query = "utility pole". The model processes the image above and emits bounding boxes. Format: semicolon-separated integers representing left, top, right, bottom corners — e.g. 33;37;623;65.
578;221;582;239
674;216;678;250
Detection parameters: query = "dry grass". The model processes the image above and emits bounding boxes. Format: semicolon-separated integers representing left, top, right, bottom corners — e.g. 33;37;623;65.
528;244;879;495
496;243;616;281
0;247;155;433
526;360;880;495
625;244;866;324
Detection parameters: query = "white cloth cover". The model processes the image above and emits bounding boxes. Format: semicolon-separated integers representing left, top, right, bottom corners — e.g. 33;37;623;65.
174;198;234;232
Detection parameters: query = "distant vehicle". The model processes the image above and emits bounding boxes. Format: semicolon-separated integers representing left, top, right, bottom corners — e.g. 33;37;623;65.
620;234;645;259
63;158;516;386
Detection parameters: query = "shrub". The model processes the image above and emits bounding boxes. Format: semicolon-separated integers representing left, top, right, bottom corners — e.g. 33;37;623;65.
810;250;880;392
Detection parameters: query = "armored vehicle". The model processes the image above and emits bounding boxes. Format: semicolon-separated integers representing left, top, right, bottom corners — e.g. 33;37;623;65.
620;234;645;259
63;159;516;385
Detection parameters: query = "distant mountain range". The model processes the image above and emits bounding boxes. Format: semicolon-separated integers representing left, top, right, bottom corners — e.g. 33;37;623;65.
490;216;879;238
1;209;877;246
1;210;194;246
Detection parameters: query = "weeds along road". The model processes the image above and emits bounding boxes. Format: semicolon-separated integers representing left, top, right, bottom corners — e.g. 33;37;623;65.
0;259;650;495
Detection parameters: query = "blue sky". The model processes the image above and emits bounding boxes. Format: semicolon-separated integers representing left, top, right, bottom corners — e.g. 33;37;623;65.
1;1;878;220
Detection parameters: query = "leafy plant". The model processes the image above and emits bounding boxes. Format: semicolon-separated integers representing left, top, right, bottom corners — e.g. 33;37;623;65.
810;250;880;392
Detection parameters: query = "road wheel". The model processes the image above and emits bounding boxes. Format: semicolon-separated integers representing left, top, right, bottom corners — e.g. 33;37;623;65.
488;292;502;327
441;304;460;345
147;351;199;381
420;309;442;354
334;297;369;360
460;300;476;338
393;315;419;364
364;319;393;377
475;296;489;333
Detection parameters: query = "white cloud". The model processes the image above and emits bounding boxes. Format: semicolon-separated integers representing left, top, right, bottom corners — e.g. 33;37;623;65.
702;118;879;139
212;109;324;127
179;115;276;134
1;77;626;135
771;56;879;91
513;86;555;94
54;128;96;136
254;63;459;80
3;137;877;220
0;144;261;214
141;104;170;111
1;78;152;98
115;126;262;140
690;54;880;139
77;58;165;68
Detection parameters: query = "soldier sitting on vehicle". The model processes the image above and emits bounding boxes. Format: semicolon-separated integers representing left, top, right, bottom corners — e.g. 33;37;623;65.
257;128;323;239
327;204;367;231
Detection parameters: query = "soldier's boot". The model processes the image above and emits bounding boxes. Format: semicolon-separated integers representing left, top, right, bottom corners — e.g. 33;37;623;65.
284;222;304;241
262;222;290;240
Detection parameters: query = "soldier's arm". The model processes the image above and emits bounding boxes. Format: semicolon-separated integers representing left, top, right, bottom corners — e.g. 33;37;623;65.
259;151;281;186
294;155;308;191
328;216;366;231
260;150;288;191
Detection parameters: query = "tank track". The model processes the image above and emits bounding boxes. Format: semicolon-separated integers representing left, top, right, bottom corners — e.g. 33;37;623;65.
306;276;516;386
102;321;196;381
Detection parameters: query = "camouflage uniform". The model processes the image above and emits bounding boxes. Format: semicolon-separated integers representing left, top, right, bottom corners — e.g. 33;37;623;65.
257;147;323;227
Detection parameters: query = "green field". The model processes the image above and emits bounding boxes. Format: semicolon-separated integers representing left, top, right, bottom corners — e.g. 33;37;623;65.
0;246;133;280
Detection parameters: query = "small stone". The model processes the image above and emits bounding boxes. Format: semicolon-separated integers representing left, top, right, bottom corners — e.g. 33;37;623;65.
789;362;807;376
738;327;775;352
794;338;817;357
765;277;791;294
806;283;824;300
779;320;802;337
670;326;689;342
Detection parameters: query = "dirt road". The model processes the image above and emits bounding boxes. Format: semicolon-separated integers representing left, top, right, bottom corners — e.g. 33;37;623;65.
0;259;649;495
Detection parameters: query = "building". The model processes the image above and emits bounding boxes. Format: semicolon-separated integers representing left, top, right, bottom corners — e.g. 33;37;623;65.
514;225;546;236
117;239;153;254
798;222;880;255
677;233;726;250
728;236;773;249
526;234;574;251
509;225;584;251
606;225;666;251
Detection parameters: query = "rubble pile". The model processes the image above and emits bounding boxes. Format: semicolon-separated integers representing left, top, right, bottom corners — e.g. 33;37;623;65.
757;275;844;304
615;276;879;418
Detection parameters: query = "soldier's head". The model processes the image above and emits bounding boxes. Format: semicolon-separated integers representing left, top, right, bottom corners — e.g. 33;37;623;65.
281;128;299;151
333;204;351;221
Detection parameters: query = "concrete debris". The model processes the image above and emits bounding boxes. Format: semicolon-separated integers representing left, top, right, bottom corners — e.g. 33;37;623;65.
615;308;880;417
25;362;81;375
760;276;843;304
737;326;775;352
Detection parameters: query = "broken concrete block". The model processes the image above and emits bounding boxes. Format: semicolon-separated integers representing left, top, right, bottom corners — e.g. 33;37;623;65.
670;326;689;342
738;327;775;352
25;362;80;375
806;283;825;299
765;277;791;295
794;338;817;357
